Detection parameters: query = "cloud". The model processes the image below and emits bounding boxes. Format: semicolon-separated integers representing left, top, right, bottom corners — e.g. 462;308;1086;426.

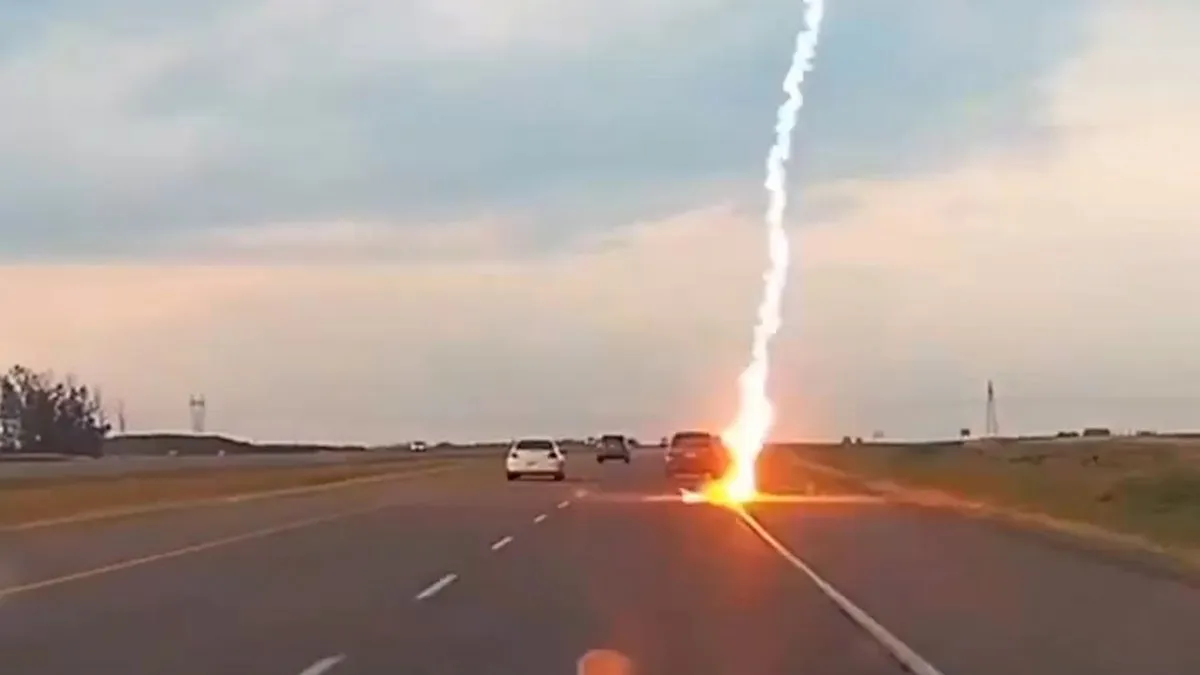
0;0;1088;258
0;205;769;442
184;217;543;264
779;2;1200;436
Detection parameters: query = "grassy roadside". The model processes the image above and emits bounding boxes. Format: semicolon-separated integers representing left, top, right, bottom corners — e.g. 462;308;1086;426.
780;439;1200;557
0;458;463;527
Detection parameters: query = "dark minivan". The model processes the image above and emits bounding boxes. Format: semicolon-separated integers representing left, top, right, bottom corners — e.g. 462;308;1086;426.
596;434;632;464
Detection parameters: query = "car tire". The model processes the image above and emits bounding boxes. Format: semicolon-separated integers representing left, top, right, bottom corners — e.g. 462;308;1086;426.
623;457;630;464
553;472;565;481
506;472;518;481
596;457;604;464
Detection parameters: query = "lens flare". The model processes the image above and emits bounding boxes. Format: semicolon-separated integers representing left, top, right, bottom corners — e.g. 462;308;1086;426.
702;0;827;506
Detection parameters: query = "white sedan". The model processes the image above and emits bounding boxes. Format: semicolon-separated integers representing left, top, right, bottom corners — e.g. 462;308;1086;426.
505;438;566;481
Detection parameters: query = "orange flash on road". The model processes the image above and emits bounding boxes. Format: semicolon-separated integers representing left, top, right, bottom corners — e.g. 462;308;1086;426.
681;481;747;508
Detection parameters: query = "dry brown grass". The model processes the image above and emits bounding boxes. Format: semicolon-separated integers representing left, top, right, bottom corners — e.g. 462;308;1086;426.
0;458;455;527
779;437;1200;552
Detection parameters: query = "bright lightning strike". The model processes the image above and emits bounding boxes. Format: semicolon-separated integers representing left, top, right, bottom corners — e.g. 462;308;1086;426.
693;1;827;507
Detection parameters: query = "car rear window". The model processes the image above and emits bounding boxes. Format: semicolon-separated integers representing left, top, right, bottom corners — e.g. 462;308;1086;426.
600;435;625;446
670;432;712;448
515;439;555;451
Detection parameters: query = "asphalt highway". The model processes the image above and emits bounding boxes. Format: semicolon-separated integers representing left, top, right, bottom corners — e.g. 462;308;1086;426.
2;449;1199;674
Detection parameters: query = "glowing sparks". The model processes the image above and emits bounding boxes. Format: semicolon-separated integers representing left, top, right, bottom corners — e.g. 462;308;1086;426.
677;488;884;506
709;0;827;505
682;481;748;508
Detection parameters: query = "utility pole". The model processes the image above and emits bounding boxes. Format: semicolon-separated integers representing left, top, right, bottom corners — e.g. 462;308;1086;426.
189;394;206;434
985;380;1000;437
116;399;127;434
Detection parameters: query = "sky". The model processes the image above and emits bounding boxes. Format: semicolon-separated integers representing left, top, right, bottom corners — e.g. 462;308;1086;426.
2;1;1199;443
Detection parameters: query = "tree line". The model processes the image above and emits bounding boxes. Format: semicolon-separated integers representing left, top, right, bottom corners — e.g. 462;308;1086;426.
0;365;110;456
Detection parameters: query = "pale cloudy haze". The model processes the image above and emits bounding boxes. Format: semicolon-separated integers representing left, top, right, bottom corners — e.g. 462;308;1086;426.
2;1;1198;443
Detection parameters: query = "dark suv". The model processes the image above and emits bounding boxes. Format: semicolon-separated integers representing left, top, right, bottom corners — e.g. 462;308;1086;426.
664;431;730;479
596;434;632;463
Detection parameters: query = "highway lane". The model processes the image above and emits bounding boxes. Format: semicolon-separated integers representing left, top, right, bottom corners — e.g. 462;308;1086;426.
0;458;581;674
749;501;1200;675
0;461;494;585
746;448;1200;675
344;461;909;674
3;447;1200;673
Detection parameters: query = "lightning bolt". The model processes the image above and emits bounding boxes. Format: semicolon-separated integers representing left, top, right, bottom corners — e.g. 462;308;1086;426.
713;0;828;505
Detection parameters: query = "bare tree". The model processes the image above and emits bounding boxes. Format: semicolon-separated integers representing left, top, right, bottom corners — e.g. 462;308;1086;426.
0;365;111;456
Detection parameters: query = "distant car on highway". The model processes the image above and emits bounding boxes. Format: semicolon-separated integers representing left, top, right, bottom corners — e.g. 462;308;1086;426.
664;431;730;479
409;441;428;453
505;438;566;481
595;434;632;464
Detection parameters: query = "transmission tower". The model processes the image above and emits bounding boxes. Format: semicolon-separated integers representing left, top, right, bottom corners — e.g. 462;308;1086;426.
189;394;206;433
985;380;1000;437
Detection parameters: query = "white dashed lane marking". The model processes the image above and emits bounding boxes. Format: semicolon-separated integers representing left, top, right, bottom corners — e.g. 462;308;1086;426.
414;573;458;601
414;501;569;604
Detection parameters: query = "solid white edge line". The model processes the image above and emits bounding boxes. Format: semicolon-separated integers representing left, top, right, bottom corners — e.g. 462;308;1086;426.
415;573;458;601
737;510;945;675
298;654;345;675
534;513;547;523
491;535;514;550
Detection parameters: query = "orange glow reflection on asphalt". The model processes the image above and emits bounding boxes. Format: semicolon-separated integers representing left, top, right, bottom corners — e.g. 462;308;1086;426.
577;649;634;675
